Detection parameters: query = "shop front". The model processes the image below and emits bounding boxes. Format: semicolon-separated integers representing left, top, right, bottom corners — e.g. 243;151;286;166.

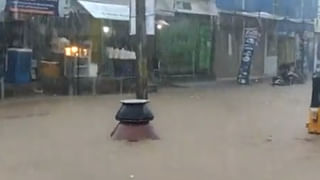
155;0;218;79
0;0;138;97
0;0;68;97
76;0;137;94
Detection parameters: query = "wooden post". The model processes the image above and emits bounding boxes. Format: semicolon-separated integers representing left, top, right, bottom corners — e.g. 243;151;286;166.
135;0;148;99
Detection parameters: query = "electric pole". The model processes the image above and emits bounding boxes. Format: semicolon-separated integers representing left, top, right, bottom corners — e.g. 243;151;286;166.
135;0;148;99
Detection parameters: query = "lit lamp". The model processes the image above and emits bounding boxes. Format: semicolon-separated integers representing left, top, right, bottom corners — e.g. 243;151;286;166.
103;26;110;34
156;20;170;30
64;46;88;57
82;48;88;57
65;46;77;57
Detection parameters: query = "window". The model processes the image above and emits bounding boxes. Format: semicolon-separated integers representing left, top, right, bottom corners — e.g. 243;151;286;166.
175;1;192;10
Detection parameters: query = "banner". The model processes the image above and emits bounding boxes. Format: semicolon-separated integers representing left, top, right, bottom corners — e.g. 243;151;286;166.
237;28;259;85
7;0;59;16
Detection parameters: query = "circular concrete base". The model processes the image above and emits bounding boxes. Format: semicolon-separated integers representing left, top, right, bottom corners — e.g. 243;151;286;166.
111;123;159;141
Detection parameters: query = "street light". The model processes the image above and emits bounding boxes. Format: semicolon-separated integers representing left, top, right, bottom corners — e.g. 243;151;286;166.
103;26;110;34
156;19;170;30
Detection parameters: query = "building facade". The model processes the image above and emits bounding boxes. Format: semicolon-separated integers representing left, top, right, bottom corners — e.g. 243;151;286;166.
214;0;317;79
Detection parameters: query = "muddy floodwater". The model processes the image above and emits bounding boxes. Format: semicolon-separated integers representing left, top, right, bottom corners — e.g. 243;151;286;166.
0;81;318;180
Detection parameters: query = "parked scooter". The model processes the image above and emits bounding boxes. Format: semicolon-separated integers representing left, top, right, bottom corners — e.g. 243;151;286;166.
272;63;305;86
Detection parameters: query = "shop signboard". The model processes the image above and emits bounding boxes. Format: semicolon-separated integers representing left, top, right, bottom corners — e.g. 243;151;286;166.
237;28;259;85
6;0;59;16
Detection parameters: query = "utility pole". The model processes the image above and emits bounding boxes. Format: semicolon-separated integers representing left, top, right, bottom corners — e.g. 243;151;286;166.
135;0;148;99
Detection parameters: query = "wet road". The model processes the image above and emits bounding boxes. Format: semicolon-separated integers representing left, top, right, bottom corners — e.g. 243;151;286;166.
0;81;318;180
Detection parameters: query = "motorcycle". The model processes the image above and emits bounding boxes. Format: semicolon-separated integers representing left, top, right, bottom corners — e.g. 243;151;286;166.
272;64;305;86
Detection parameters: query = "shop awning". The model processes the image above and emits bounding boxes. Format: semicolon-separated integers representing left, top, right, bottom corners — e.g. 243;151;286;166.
78;0;130;21
276;19;314;34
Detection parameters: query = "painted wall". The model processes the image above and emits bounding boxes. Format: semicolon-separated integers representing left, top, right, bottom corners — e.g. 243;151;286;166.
277;36;296;65
157;14;212;76
214;15;243;78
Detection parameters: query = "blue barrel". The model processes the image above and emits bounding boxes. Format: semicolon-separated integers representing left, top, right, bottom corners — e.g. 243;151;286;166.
5;48;32;84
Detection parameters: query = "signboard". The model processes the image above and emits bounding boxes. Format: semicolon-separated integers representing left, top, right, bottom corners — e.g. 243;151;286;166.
237;28;259;85
6;0;59;16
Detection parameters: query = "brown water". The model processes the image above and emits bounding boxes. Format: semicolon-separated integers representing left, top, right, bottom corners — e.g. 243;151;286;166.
0;81;318;180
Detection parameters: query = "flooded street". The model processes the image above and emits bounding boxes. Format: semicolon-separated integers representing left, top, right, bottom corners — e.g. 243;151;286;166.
0;81;318;180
